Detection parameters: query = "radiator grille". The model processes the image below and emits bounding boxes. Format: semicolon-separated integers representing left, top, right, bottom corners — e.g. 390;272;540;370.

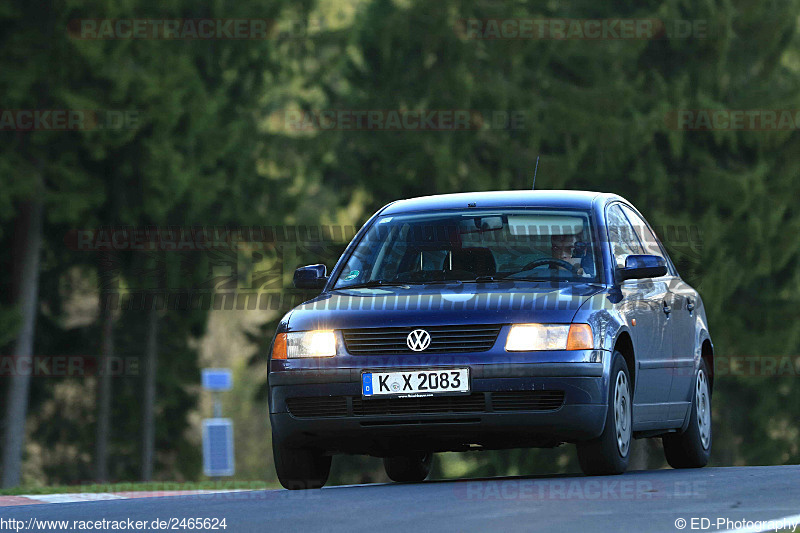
286;396;348;418
492;390;566;411
352;393;485;416
285;390;565;418
342;325;502;355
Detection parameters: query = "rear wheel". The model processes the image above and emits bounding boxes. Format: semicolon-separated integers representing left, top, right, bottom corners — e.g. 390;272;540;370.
384;453;432;483
577;351;632;475
273;439;331;490
662;359;712;468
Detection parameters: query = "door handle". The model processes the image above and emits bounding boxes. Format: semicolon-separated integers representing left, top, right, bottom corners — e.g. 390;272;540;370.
662;301;672;315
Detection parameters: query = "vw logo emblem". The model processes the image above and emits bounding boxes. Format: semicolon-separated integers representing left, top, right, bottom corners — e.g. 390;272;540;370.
406;329;431;352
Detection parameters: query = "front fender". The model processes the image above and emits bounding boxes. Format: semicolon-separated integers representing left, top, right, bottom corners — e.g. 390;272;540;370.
573;289;628;352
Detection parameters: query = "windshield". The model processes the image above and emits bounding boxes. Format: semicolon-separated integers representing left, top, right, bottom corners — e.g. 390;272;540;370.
333;209;600;288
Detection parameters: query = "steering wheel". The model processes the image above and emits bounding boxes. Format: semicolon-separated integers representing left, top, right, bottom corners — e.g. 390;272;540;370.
518;258;578;275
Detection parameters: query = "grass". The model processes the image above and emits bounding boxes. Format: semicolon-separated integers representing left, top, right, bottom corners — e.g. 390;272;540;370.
0;480;281;496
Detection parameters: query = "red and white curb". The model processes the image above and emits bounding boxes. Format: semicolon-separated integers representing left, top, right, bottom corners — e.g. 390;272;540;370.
0;490;250;507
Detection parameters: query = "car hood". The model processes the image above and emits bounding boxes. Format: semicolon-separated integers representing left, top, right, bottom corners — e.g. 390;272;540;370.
287;282;605;331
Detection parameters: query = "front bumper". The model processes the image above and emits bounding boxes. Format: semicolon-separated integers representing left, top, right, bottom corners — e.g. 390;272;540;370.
269;351;610;455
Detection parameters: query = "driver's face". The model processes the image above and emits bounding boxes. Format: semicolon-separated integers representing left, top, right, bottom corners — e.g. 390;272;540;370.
551;234;577;261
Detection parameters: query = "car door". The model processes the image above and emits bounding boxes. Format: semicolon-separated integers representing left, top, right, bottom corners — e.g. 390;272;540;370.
620;205;694;423
607;204;673;425
664;278;698;419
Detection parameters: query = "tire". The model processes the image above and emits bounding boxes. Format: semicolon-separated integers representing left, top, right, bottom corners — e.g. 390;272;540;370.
662;359;712;469
273;439;332;490
577;351;632;475
383;453;432;483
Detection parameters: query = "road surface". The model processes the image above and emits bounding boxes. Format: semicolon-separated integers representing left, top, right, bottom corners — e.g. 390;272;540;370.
1;466;799;532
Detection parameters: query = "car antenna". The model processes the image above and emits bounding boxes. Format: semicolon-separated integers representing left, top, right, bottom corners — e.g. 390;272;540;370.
532;156;539;190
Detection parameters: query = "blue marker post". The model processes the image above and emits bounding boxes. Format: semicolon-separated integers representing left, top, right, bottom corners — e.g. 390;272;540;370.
201;369;234;477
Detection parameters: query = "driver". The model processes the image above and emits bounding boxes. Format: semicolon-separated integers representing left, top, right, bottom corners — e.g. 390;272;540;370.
551;233;586;276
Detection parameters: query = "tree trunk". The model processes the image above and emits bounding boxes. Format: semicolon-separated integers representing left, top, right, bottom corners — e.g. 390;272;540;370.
629;437;662;471
141;307;158;481
94;272;114;482
1;198;44;488
628;439;649;471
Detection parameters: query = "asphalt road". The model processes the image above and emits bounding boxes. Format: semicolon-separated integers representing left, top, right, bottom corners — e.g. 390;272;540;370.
2;466;799;532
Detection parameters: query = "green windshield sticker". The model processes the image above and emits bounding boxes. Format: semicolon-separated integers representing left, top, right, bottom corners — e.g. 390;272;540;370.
344;270;360;281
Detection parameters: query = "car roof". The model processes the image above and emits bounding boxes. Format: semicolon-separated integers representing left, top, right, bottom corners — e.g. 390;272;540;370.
380;190;625;215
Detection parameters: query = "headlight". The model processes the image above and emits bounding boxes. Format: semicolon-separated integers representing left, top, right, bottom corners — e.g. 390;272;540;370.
505;323;593;351
272;330;337;359
287;330;337;358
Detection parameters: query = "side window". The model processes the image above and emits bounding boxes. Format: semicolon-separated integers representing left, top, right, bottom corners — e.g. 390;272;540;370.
620;205;664;259
620;205;672;276
606;205;644;268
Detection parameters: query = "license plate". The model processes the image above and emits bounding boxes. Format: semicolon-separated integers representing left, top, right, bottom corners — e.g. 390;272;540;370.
361;368;470;398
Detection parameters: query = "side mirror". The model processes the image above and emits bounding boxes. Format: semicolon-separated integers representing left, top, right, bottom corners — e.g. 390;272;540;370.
293;264;328;290
617;255;667;281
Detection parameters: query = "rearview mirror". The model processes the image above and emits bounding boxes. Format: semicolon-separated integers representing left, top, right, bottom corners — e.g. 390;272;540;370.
461;216;504;234
477;216;504;231
617;255;667;281
293;264;328;289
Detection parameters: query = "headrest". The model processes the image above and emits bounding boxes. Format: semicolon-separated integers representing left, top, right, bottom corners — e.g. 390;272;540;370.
449;247;496;276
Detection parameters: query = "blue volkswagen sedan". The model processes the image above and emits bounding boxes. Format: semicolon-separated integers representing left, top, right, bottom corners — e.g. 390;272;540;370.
268;191;714;489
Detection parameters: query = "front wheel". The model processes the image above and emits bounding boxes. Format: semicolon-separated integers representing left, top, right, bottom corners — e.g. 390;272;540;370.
384;453;432;483
577;351;632;475
273;439;332;490
662;359;712;468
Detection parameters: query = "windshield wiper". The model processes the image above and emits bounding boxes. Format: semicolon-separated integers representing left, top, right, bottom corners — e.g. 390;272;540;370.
503;276;580;283
337;280;410;289
464;276;496;283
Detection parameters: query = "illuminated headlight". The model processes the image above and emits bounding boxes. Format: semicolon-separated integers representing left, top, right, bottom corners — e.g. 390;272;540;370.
505;324;593;351
286;330;337;358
